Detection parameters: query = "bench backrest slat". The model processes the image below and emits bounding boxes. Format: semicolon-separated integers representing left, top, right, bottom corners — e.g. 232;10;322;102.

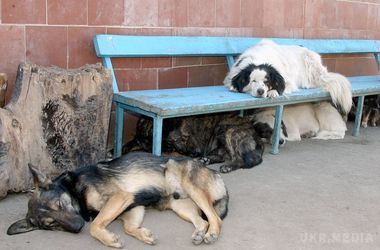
94;35;380;58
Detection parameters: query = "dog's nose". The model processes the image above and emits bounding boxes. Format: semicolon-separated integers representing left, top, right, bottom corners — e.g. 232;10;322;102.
64;217;85;233
257;88;264;96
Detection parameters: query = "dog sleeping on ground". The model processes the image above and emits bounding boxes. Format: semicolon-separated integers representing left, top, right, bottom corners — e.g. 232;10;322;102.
349;95;380;127
127;113;264;173
224;39;352;115
251;102;347;143
7;152;229;248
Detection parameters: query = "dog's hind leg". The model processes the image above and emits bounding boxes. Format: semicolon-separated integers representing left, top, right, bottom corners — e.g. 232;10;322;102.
169;198;209;245
119;206;157;245
182;180;222;244
90;192;134;248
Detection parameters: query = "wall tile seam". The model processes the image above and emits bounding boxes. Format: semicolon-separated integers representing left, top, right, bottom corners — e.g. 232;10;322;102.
337;0;380;6
113;63;227;71
86;0;89;26
302;0;306;38
23;25;26;62
1;24;379;35
45;0;48;24
66;24;69;69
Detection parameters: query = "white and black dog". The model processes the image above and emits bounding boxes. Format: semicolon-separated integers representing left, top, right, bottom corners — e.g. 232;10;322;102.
252;102;347;143
224;39;352;115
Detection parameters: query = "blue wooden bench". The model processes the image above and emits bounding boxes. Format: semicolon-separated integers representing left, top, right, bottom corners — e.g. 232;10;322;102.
93;35;380;158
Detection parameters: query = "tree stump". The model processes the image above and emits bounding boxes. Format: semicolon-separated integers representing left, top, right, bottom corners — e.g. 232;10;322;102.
0;73;7;108
0;63;113;199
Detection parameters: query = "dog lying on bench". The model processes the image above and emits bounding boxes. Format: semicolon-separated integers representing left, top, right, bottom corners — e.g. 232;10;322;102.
224;39;352;115
127;113;264;173
7;152;229;248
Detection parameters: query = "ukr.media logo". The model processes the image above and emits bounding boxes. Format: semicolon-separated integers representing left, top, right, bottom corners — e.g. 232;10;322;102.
300;232;375;244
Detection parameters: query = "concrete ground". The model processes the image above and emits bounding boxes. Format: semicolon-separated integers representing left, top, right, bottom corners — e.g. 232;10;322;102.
1;123;379;250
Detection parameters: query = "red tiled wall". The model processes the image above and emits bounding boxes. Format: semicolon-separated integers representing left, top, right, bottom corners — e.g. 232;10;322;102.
1;0;379;104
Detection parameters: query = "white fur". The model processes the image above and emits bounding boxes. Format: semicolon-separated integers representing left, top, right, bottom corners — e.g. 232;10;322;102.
224;39;353;114
253;102;347;142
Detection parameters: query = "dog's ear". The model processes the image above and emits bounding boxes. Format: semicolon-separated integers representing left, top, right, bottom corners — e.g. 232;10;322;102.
265;65;285;95
7;218;37;235
167;159;177;165
28;163;52;191
161;159;178;169
231;64;255;92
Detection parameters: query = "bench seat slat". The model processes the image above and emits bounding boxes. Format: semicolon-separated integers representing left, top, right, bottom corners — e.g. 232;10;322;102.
113;76;380;117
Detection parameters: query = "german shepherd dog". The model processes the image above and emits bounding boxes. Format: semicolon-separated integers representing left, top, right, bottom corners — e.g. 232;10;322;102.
127;113;264;173
7;152;229;248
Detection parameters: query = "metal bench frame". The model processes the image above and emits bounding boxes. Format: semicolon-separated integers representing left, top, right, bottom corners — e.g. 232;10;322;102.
94;35;380;157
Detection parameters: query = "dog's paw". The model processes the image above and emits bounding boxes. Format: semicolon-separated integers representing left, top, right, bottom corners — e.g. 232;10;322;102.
107;233;123;248
90;227;123;248
219;165;232;173
267;90;279;98
139;228;157;245
204;232;218;244
192;229;206;245
301;131;317;138
197;157;211;165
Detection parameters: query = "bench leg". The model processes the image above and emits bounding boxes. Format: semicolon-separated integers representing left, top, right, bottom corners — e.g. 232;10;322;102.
114;103;124;158
353;95;365;137
239;110;244;117
152;116;163;156
271;105;284;155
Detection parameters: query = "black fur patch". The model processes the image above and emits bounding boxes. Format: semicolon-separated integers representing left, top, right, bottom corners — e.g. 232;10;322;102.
213;198;229;220
257;64;285;95
126;187;165;211
231;64;255;92
253;122;273;141
281;120;288;137
173;192;180;199
52;169;98;221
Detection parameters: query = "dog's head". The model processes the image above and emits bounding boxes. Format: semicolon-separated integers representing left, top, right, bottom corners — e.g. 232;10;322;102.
231;63;285;97
253;118;288;145
166;118;216;157
7;165;85;235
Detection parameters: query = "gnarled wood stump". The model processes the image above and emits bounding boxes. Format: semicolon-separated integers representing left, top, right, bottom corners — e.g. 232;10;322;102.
0;63;113;199
0;73;7;108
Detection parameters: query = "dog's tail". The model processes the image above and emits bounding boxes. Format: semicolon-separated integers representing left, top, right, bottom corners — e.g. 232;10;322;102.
303;50;352;115
213;192;229;220
320;72;352;115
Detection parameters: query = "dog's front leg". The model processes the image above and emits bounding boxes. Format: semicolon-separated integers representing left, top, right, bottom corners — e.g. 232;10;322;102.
169;198;209;245
182;180;222;244
267;89;280;98
119;206;157;245
90;192;134;248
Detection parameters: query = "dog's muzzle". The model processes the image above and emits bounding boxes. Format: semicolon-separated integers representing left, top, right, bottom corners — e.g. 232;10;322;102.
257;88;265;96
63;216;85;233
